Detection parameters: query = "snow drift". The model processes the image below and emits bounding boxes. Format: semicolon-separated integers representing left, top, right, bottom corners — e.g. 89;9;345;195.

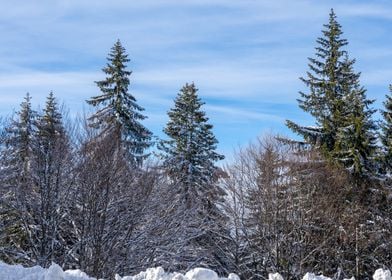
115;267;240;280
0;261;391;280
268;269;392;280
0;262;239;280
0;261;95;280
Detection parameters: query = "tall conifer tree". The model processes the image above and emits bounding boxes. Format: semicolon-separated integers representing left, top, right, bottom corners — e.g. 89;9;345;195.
87;40;152;165
286;10;377;177
286;9;348;155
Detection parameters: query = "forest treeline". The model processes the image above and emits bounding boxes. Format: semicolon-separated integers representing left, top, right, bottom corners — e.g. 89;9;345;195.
1;9;392;280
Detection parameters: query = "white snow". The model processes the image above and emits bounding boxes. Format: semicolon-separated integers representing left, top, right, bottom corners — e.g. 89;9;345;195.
302;273;332;280
373;269;392;280
269;270;392;280
0;262;95;280
0;262;238;280
1;261;391;280
269;272;284;280
116;267;240;280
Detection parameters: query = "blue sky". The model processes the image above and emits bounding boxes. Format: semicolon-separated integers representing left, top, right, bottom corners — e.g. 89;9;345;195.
0;0;391;158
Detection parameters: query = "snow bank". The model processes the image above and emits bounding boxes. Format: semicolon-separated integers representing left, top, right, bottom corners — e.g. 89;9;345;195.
268;270;392;280
373;269;392;280
0;262;238;280
301;273;332;280
1;261;391;280
268;272;284;280
115;267;240;280
0;261;95;280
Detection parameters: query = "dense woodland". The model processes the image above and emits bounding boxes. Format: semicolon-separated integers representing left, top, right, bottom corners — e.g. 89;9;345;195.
1;10;392;280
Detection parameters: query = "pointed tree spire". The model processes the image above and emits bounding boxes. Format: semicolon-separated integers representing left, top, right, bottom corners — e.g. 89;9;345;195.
3;93;36;181
38;91;65;140
286;9;349;154
87;40;152;165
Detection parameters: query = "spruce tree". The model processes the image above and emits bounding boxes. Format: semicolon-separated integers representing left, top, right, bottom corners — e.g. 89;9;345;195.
35;92;68;152
158;83;231;274
87;40;152;165
1;93;36;191
286;10;378;177
160;83;224;208
380;85;392;174
286;9;349;155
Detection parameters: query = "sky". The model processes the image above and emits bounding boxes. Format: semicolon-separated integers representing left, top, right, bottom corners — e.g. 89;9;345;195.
0;0;391;159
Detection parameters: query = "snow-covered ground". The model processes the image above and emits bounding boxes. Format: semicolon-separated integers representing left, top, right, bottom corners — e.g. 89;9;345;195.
268;270;392;280
0;262;239;280
0;261;391;280
0;261;95;280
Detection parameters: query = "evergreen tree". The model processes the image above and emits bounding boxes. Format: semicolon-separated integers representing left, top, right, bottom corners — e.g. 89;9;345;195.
0;93;36;264
286;10;378;177
286;9;349;155
333;57;377;178
87;40;152;165
160;83;224;208
1;93;36;191
380;85;392;174
158;83;231;274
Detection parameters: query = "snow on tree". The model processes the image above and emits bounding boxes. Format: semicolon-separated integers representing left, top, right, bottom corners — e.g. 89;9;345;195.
77;40;156;278
160;83;224;208
74;132;130;278
157;83;232;275
0;93;75;267
333;56;377;178
31;92;74;267
0;93;37;264
86;39;152;166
